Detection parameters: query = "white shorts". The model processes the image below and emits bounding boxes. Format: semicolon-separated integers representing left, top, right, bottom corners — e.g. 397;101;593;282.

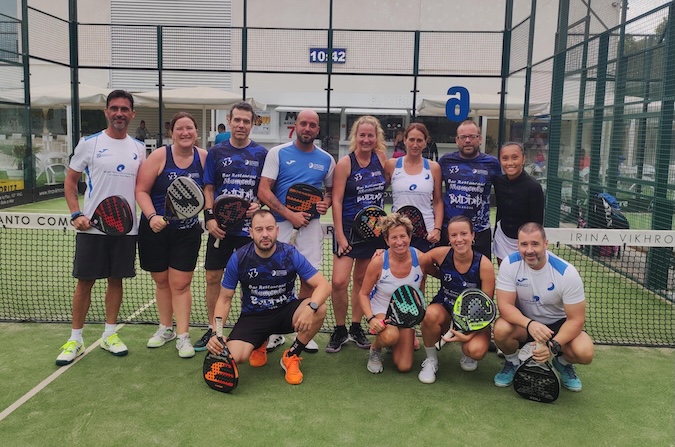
277;218;323;269
492;221;519;261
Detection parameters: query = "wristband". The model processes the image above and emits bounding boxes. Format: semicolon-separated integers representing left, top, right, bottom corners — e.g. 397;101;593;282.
70;211;84;222
526;319;534;334
366;315;376;323
147;212;157;221
433;228;441;232
204;208;215;222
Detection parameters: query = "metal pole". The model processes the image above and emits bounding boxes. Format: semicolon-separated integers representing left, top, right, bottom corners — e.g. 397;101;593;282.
68;0;80;153
325;0;334;142
411;30;420;120
521;0;537;143
157;25;163;143
241;0;248;100
21;0;34;191
498;0;514;149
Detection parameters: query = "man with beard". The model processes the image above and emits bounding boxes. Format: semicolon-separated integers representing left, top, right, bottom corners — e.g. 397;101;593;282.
437;120;500;259
57;90;146;365
206;210;331;385
257;109;335;356
492;223;594;392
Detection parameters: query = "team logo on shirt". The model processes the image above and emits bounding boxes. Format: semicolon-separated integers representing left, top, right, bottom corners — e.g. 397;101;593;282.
308;162;325;171
409;184;418;191
116;164;125;172
245;160;259;167
473;168;489;175
516;278;528;285
425;174;430;180
447;165;459;174
371;170;382;177
286;160;296;165
247;268;259;279
271;269;287;277
168;172;178;181
96;149;109;158
133;153;138;160
354;173;362;181
547;283;555;291
222;158;233;167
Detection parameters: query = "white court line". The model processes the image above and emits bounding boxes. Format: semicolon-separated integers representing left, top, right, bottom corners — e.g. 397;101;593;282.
0;298;157;422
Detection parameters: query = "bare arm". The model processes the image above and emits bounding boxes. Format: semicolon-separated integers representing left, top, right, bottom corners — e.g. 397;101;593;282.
135;148;167;233
64;168;90;231
331;157;350;246
258;176;308;229
479;255;496;298
429;161;444;243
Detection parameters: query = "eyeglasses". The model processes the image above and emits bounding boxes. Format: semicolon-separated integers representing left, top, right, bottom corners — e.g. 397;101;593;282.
456;134;480;141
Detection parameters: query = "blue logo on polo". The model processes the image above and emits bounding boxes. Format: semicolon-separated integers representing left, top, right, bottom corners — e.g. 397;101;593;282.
116;164;125;172
547;283;555;291
409;184;417;191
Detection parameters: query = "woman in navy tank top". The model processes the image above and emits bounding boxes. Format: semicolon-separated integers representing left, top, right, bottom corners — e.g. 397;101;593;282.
136;112;207;359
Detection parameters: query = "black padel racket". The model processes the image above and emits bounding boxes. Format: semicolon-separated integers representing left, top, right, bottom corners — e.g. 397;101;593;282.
90;195;133;236
513;345;561;403
396;205;427;239
203;317;239;394
371;285;426;333
436;288;496;350
338;206;387;257
212;195;250;248
285;183;323;246
164;176;205;221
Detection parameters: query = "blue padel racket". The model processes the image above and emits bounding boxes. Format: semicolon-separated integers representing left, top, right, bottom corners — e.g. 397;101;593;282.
90;195;133;236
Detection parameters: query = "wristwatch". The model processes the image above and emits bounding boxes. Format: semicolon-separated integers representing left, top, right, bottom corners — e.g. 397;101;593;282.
307;301;319;313
548;339;561;356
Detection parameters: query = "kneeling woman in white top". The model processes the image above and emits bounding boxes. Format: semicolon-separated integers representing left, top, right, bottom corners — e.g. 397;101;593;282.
359;213;434;374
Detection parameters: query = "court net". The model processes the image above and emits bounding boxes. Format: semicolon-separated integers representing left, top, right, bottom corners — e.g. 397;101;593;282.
1;213;673;347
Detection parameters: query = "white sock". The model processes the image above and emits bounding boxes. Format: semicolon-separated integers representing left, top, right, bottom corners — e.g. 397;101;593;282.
424;346;438;361
505;352;520;365
102;323;117;338
70;328;83;343
178;332;190;341
557;356;571;366
159;324;172;332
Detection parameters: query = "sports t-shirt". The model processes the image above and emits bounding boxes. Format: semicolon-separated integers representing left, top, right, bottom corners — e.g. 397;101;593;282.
438;151;501;233
496;251;585;324
433;249;483;307
69;130;146;235
221;241;318;314
261;141;336;222
148;145;204;230
369;248;424;313
493;171;545;239
391;157;435;233
342;151;386;221
203;140;267;236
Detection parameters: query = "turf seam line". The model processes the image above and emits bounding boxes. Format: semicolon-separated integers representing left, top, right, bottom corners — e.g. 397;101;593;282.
0;297;156;422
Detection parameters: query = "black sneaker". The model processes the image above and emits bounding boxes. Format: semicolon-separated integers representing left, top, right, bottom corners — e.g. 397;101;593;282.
349;327;372;349
193;328;213;352
325;328;349;353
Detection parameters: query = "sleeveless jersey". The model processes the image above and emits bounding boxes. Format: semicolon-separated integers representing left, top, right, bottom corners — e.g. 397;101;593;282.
147;145;203;230
203;139;268;236
370;248;424;307
221;241;318;314
391;157;435;232
433;249;483;307
342;151;386;221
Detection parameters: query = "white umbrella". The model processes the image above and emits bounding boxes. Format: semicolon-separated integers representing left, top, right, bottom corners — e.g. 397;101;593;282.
416;93;549;118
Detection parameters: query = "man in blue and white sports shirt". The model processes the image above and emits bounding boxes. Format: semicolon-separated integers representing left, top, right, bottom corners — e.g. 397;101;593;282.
206;210;331;385
492;222;595;392
257;109;335;354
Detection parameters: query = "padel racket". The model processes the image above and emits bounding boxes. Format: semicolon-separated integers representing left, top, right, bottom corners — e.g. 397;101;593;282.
337;206;387;257
371;285;426;333
90;195;133;236
435;288;496;350
164;176;205;221
203;317;239;393
212;195;250;248
513;344;561;403
285;183;323;246
396;205;427;239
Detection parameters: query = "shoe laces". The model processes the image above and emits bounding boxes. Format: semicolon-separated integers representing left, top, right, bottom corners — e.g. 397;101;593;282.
106;333;123;346
330;329;347;342
421;357;437;368
501;361;517;374
198;329;213;343
560;362;578;379
61;340;80;352
369;349;383;363
285;353;302;371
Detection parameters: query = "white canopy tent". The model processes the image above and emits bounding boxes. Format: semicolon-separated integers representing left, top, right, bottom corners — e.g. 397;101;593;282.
133;86;266;145
416;93;550;119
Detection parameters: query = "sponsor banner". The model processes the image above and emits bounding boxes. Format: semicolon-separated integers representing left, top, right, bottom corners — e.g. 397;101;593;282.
546;228;675;247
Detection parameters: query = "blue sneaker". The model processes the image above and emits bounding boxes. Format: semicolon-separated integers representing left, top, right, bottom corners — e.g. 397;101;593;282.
553;357;582;392
494;361;518;387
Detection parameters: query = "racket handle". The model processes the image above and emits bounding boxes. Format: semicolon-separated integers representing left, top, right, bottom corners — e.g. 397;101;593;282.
214;238;221;249
435;326;456;350
215;316;223;339
289;228;299;246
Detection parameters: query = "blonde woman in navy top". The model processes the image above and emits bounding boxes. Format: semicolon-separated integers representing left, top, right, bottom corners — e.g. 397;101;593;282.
136;112;207;358
328;116;388;353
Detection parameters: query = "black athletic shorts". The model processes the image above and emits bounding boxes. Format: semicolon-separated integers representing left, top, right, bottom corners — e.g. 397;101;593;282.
72;233;137;280
227;299;304;348
204;234;251;270
522;318;566;346
138;219;203;272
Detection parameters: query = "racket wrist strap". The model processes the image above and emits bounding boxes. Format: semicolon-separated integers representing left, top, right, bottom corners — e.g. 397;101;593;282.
70;211;84;222
204;208;215;222
147;212;157;221
366;315;376;323
526;319;534;334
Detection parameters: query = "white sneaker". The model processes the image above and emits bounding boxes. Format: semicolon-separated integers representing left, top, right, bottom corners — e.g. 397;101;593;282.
418;357;439;384
100;333;128;356
460;354;478;372
367;348;384;374
303;337;319;353
266;334;286;352
56;339;84;366
176;336;195;358
147;327;176;348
